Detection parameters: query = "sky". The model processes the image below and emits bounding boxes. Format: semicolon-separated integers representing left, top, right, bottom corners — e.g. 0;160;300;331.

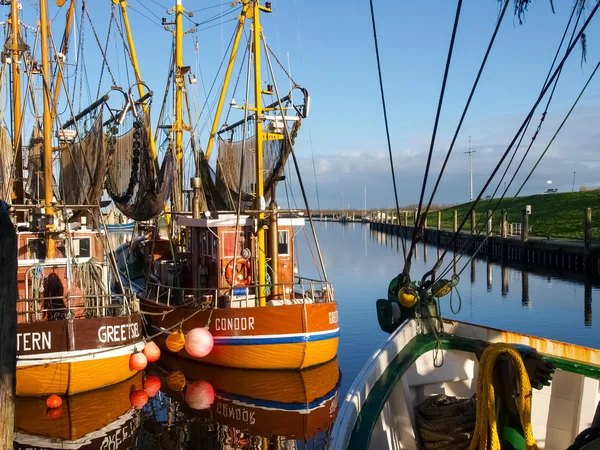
12;0;600;210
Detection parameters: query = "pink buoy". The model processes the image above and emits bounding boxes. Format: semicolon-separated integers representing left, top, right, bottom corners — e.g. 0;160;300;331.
143;341;161;363
129;352;148;371
184;380;215;410
184;328;214;358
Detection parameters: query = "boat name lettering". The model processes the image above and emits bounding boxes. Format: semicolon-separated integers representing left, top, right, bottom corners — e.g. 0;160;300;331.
17;331;51;352
99;416;139;450
98;323;140;343
329;311;338;324
215;317;255;331
216;402;256;425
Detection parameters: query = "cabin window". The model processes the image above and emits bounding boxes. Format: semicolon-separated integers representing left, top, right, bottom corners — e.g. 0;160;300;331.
201;231;208;256
278;230;290;256
27;239;46;259
72;238;91;258
222;231;245;258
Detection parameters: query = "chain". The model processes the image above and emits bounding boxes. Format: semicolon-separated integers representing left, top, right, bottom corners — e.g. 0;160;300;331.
84;2;116;86
265;41;297;87
105;118;144;204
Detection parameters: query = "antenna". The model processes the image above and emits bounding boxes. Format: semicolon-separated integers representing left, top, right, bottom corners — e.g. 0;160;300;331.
463;136;476;202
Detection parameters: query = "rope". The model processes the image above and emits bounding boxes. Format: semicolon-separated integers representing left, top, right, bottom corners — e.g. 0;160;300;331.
83;2;117;86
416;395;476;450
469;343;538;450
368;0;407;263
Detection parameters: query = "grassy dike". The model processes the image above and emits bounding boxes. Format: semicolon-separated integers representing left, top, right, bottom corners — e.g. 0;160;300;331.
426;191;600;240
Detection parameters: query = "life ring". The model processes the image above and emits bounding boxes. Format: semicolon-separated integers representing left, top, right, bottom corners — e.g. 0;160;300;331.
225;258;252;287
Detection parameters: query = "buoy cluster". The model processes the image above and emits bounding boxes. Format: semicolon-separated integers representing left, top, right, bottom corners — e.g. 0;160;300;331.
166;327;214;358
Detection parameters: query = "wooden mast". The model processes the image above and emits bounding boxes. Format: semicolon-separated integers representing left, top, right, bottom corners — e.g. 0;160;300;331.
173;0;184;212
51;0;76;122
9;0;24;210
252;0;268;306
40;0;55;258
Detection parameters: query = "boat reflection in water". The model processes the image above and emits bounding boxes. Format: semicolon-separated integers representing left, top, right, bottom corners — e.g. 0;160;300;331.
14;373;144;449
149;354;341;448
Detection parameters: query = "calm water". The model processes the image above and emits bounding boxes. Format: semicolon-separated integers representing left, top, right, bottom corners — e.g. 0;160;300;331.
14;223;599;449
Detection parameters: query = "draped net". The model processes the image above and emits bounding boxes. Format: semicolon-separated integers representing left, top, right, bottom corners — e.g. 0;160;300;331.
0;126;12;203
105;109;174;221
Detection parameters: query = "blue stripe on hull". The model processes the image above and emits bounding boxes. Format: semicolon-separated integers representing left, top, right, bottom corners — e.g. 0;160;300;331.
151;326;340;346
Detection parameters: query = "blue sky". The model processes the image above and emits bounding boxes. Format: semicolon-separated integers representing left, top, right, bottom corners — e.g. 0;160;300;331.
15;0;600;209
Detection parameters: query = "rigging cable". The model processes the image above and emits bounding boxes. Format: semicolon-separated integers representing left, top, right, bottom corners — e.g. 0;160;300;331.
368;0;409;263
419;0;509;262
430;0;600;281
405;0;463;278
434;2;585;281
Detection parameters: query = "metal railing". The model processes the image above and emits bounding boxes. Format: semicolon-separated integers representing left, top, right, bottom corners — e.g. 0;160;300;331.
16;293;138;323
143;276;335;308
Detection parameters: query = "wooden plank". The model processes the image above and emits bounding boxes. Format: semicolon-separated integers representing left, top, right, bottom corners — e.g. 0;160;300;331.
0;203;16;447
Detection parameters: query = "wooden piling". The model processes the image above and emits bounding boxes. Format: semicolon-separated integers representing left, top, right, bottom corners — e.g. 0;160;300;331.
453;210;458;233
521;209;529;243
0;203;17;447
470;210;476;235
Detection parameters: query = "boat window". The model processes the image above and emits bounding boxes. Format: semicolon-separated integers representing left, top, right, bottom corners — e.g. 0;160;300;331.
278;230;290;256
222;231;244;258
201;231;208;255
72;238;91;258
212;235;218;258
27;238;46;259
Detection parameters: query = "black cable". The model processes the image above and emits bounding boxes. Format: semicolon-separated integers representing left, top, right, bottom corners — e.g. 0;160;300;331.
432;0;600;274
434;1;583;279
404;0;463;277
420;0;509;257
190;2;232;14
133;0;163;22
368;0;408;262
128;5;163;29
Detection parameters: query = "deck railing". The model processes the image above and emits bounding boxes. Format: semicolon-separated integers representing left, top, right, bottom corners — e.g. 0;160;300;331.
143;277;334;308
16;293;138;323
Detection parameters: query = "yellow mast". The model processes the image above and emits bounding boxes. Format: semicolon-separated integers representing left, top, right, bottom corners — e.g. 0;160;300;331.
252;0;271;307
205;2;249;160
173;0;184;211
40;0;55;258
9;0;24;209
51;0;76;122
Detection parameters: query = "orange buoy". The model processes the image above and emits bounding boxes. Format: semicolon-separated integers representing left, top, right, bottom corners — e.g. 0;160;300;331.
144;375;161;397
129;351;148;371
184;328;214;358
130;390;149;409
166;370;186;392
46;394;62;409
143;341;161;363
165;331;186;353
46;406;63;419
184;380;215;410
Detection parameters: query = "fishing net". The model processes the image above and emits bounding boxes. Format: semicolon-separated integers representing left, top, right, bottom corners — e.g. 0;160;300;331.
105;109;175;221
60;108;107;212
214;118;300;210
0;126;12;203
26;126;46;203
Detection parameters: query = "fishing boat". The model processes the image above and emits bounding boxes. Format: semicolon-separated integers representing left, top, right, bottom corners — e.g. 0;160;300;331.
13;373;144;449
154;354;340;446
0;0;158;396
331;1;600;449
115;0;339;370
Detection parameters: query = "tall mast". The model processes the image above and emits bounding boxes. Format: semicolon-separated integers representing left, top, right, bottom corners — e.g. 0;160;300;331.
51;0;76;122
173;0;184;211
9;0;24;210
253;0;269;306
40;0;55;258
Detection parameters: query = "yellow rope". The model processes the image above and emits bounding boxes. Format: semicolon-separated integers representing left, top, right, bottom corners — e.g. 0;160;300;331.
469;343;539;450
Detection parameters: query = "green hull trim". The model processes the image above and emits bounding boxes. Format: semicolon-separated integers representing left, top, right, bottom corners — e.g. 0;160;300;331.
348;332;600;450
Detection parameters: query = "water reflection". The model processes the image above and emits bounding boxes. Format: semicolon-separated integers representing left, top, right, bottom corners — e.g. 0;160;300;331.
14;373;143;449
141;355;340;449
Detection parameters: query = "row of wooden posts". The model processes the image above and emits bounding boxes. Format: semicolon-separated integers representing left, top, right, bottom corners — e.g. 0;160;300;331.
379;207;594;246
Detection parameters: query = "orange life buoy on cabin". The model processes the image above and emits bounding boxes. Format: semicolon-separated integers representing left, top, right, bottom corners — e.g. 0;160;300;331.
225;258;252;287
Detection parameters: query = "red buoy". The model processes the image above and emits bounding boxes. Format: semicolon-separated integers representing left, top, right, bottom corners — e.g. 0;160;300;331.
184;328;214;358
143;341;161;363
184;380;215;410
129;352;148;371
130;390;149;409
46;406;63;419
46;394;62;409
144;375;161;397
